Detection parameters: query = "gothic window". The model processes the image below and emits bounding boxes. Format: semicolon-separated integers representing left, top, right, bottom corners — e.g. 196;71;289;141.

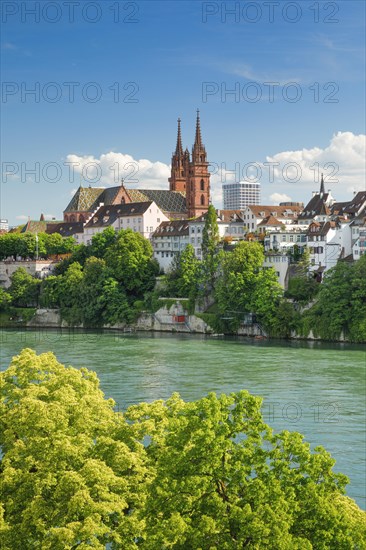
200;179;204;191
200;194;205;206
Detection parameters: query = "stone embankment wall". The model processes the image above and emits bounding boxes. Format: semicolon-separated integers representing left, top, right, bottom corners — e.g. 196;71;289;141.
24;307;351;341
27;309;63;327
134;310;210;333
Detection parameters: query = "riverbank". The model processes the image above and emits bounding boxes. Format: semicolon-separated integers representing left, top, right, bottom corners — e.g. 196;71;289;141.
1;306;363;344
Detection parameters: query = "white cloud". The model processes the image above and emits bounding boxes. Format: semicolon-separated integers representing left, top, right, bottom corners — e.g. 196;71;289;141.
228;62;301;85
66;152;170;189
16;215;29;220
262;132;366;198
269;193;292;204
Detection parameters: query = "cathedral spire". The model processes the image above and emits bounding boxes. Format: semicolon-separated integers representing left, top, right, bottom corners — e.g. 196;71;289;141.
175;117;183;157
194;109;203;148
320;173;325;196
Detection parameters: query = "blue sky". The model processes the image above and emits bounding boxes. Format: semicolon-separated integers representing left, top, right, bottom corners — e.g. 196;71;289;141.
1;0;365;225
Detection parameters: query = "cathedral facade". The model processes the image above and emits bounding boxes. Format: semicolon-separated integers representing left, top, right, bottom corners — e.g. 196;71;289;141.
64;112;211;222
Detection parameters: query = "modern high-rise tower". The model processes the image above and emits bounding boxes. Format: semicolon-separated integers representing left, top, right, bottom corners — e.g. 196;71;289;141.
223;181;261;210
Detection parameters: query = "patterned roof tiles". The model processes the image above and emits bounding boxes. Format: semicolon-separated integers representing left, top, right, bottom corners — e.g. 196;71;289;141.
64;186;105;213
127;189;187;214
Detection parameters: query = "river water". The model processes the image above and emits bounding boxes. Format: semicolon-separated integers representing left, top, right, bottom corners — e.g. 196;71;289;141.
1;329;365;509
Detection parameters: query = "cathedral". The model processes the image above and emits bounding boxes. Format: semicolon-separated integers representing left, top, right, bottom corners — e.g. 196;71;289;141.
64;111;211;222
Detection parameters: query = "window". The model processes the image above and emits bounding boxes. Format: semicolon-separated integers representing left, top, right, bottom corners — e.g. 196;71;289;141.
200;194;205;206
200;179;204;191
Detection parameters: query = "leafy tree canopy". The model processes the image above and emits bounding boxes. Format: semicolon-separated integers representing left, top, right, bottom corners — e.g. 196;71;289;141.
1;349;365;549
0;232;76;260
105;229;159;296
8;268;41;307
302;255;366;342
165;244;201;299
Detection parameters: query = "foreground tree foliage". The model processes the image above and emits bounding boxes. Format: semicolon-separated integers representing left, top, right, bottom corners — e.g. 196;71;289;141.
1;350;365;549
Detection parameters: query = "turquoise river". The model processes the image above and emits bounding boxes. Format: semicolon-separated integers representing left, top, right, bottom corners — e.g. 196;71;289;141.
1;329;365;509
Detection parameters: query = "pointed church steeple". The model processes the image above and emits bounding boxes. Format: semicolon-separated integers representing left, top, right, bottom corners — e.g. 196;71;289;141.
194;109;203;149
188;110;210;218
320;173;325;196
175;118;183;158
169;117;187;193
192;109;207;164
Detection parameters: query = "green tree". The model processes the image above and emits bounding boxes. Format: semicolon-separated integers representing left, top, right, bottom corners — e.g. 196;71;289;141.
215;241;265;316
8;268;41;307
0;233;22;260
0;288;12;311
285;274;319;304
91;227;118;258
58;262;84;324
1;350;365;548
43;233;76;256
0;233;76;261
0;349;146;549
302;255;366;342
78;257;111;327
127;391;366;549
250;267;283;329
267;299;300;338
39;275;62;308
166;245;201;298
202;204;219;257
202;205;220;288
54;244;91;275
98;278;133;325
105;229;159;297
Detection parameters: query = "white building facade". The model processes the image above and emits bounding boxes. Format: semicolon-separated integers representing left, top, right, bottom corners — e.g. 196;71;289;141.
83;201;169;245
242;205;302;233
152;221;190;272
223;181;261;210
